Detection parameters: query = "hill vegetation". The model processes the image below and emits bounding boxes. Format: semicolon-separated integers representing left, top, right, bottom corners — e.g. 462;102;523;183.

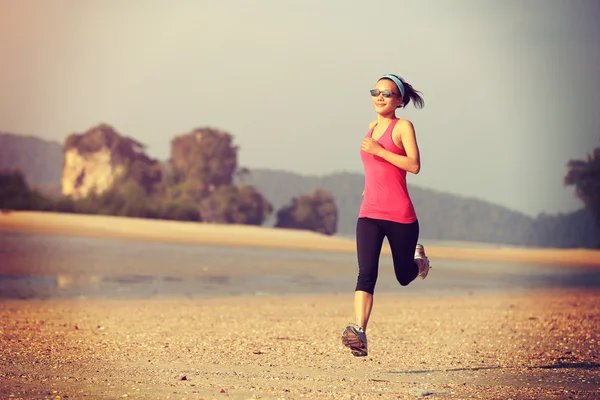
0;126;336;234
244;168;598;248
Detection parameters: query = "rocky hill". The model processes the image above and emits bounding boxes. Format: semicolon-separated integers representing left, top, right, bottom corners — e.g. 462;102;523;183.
61;124;162;199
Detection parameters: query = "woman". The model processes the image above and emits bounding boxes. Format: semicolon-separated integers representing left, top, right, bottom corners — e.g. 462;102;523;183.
341;73;431;357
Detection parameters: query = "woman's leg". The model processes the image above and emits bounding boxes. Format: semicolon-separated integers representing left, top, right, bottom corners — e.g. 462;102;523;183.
384;219;420;286
354;217;385;331
342;218;385;357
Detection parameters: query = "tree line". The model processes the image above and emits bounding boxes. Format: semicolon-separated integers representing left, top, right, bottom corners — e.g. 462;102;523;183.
0;124;338;235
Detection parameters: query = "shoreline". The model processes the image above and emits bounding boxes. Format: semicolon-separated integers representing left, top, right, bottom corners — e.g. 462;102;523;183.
1;210;600;269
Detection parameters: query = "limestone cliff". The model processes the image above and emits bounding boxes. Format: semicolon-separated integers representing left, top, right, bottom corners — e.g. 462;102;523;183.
61;147;126;199
61;124;161;199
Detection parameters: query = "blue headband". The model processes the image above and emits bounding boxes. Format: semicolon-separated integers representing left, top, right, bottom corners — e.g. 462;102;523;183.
380;74;405;97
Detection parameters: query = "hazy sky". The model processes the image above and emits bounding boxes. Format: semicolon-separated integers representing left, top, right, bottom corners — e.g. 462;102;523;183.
1;0;599;217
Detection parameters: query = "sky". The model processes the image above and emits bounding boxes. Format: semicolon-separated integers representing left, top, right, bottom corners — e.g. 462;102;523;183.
1;0;599;217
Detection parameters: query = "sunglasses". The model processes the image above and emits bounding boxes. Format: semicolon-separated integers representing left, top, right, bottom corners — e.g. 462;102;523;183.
370;89;400;98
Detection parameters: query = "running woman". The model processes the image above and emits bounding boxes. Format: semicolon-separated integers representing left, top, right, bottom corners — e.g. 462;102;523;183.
342;74;431;357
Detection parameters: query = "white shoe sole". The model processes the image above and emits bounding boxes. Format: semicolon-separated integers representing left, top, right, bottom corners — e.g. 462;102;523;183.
341;326;368;357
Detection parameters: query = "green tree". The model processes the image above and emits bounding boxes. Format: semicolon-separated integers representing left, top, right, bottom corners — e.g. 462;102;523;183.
236;185;273;225
0;169;53;211
169;128;238;200
564;145;600;237
198;185;272;225
275;188;338;235
157;198;201;221
166;128;272;225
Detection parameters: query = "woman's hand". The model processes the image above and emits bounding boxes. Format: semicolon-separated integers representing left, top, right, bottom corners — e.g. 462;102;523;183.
361;137;384;156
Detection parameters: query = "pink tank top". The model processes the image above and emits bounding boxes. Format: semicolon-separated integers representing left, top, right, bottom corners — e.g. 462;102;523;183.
358;118;417;224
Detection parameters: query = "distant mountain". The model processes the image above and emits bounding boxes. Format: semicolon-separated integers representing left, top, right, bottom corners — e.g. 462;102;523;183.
244;168;598;248
0;132;597;248
0;132;63;197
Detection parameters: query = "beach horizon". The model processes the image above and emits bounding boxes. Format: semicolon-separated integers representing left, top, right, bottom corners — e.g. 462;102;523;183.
1;210;599;270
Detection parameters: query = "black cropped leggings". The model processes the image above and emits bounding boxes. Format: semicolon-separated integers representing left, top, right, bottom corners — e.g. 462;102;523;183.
355;217;420;294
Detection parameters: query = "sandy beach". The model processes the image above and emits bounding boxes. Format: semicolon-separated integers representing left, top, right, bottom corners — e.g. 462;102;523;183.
1;211;600;399
1;211;599;269
1;291;599;399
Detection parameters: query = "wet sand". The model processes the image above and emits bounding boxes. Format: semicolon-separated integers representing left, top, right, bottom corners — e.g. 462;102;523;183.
1;211;600;269
1;211;600;399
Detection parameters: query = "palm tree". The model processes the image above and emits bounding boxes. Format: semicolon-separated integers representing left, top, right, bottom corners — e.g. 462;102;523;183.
564;145;600;230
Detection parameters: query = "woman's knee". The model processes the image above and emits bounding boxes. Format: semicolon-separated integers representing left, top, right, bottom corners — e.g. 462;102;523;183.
355;281;376;294
396;275;414;286
395;262;418;286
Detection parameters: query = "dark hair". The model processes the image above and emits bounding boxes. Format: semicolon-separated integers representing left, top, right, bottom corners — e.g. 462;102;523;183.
379;74;425;109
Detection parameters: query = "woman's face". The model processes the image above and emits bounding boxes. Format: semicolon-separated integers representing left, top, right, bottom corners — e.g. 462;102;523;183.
371;79;403;115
